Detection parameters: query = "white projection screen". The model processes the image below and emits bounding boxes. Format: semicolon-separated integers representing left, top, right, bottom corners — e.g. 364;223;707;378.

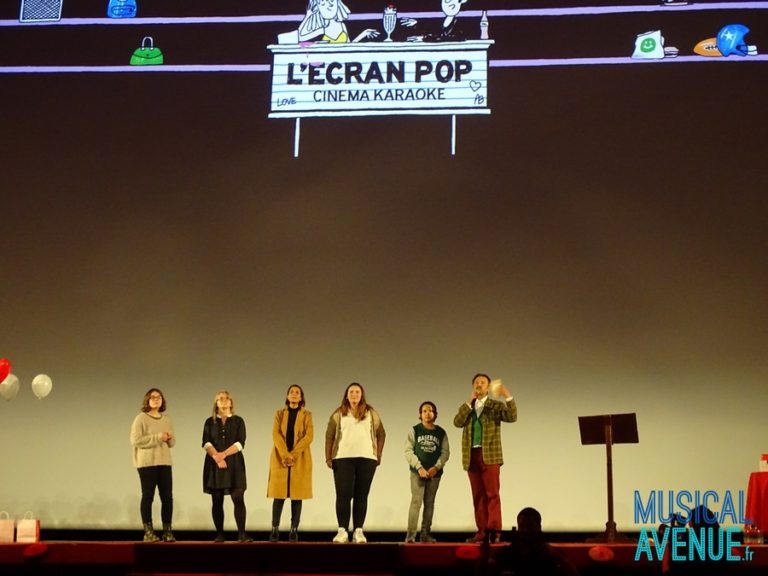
1;0;767;535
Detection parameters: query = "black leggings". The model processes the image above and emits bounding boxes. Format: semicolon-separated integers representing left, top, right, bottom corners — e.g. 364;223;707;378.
272;499;303;528
332;457;377;530
210;488;247;533
138;465;173;525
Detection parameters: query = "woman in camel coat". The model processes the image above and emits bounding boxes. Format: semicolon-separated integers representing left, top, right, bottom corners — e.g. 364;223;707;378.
267;384;313;542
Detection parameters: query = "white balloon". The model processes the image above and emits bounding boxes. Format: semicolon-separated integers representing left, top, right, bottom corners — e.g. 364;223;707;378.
0;374;20;401
31;374;53;400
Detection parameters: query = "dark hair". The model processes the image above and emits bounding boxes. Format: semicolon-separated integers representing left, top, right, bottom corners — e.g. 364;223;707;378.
141;388;166;413
689;505;719;530
419;401;438;420
517;507;542;530
472;373;491;384
284;384;306;408
340;382;372;421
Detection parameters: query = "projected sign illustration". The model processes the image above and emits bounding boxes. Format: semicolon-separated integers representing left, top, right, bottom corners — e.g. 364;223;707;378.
1;0;765;156
268;0;491;156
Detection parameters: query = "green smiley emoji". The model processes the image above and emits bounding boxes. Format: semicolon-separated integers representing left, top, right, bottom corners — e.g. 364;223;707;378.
640;38;657;53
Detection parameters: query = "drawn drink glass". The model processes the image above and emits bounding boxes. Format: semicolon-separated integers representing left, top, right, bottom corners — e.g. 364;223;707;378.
383;5;397;42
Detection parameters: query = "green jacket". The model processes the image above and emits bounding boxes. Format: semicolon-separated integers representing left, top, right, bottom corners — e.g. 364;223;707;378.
453;398;517;471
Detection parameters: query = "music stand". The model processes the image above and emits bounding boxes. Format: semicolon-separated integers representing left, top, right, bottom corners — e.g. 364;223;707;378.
578;413;638;543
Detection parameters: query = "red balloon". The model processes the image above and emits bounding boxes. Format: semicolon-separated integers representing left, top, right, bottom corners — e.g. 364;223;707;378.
0;358;10;383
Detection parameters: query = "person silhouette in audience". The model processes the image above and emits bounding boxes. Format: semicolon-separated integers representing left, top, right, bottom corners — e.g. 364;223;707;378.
662;505;730;576
495;507;580;576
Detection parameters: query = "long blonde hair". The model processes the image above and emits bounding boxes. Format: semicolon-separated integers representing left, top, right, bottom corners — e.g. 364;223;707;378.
211;390;235;420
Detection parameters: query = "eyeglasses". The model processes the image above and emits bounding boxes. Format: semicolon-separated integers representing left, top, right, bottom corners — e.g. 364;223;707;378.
149;394;163;400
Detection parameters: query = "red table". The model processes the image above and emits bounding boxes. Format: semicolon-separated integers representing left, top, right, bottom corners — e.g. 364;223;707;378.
746;472;768;530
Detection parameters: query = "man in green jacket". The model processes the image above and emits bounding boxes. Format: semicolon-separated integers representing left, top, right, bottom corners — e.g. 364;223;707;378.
453;373;517;543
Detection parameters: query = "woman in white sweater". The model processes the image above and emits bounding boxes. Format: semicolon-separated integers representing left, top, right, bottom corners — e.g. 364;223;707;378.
325;382;385;544
130;388;176;542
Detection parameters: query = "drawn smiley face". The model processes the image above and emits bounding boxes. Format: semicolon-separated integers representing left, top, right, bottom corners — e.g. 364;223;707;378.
640;37;657;53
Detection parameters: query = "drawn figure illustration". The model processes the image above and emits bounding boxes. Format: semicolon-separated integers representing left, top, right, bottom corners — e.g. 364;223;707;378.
298;0;379;43
408;0;470;42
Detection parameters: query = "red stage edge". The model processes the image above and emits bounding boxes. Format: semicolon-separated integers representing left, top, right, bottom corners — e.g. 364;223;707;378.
0;541;766;575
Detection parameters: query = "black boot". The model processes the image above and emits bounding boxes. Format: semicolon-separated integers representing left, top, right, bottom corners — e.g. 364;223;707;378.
269;526;280;542
238;531;253;543
162;523;176;542
143;522;160;542
289;526;298;542
214;531;225;543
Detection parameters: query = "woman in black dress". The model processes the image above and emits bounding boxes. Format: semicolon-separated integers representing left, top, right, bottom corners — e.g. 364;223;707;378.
202;390;252;542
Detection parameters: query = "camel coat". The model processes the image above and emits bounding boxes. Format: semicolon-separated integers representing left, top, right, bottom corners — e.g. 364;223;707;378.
267;406;313;499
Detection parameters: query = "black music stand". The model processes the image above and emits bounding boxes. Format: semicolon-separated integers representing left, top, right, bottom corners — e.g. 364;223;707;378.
578;413;639;543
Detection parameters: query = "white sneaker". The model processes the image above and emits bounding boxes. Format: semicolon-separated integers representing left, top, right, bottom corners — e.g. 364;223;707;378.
352;528;367;543
332;527;349;543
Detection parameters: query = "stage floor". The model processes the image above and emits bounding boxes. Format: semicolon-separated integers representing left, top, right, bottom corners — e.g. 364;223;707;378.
1;539;766;575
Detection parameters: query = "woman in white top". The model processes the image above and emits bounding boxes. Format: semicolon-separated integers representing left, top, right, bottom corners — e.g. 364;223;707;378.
325;382;385;543
130;388;176;542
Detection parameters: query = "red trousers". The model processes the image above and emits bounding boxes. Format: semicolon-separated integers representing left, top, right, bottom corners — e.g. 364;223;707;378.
468;447;502;536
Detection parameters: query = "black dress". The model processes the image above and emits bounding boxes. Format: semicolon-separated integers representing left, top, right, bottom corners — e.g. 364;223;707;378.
202;415;247;494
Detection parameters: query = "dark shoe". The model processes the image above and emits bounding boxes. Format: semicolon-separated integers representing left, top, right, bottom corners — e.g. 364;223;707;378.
420;531;437;543
466;533;484;543
214;531;226;543
143;523;160;542
288;527;298;542
162;523;176;542
269;527;279;542
238;531;253;543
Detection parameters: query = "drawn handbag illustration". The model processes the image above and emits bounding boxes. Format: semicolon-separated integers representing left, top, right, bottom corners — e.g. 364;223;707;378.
0;511;15;543
15;512;39;543
19;0;63;23
129;37;164;66
108;0;137;18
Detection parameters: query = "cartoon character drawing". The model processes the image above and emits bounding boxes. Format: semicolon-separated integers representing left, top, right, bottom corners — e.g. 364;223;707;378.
408;0;470;42
297;0;379;43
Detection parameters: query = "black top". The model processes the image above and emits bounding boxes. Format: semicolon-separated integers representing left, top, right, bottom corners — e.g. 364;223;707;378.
286;406;299;452
422;17;467;42
201;415;247;493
